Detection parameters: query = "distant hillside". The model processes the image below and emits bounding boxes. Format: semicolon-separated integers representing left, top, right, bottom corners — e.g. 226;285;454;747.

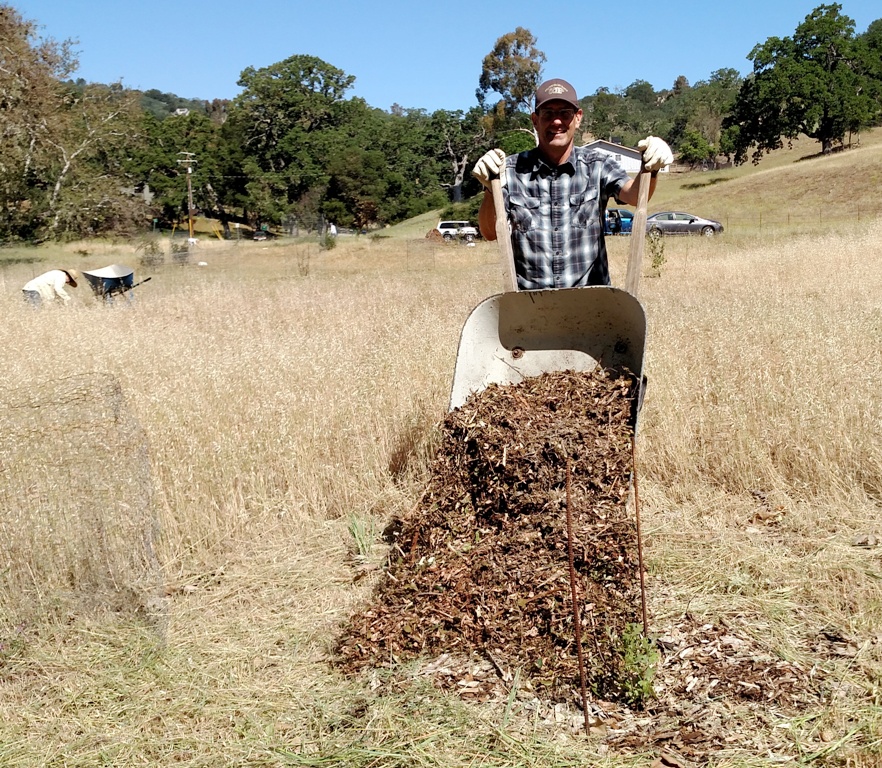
649;129;882;233
139;89;210;120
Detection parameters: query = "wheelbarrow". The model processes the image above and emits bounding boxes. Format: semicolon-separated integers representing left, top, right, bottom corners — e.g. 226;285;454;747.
448;161;655;644
448;167;651;413
82;264;152;301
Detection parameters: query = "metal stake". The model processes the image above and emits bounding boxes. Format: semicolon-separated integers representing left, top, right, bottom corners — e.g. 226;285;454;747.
566;459;591;734
631;437;649;632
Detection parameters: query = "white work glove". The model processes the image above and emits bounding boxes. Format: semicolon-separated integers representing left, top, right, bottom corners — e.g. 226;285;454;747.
471;148;506;188
637;136;673;172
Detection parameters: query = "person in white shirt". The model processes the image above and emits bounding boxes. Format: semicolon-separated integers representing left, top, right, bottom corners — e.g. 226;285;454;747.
22;269;78;307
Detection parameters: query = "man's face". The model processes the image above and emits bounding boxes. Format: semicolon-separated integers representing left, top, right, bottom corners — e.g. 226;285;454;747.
531;99;583;159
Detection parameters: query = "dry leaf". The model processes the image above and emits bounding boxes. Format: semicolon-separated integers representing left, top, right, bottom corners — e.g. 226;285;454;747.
651;749;692;768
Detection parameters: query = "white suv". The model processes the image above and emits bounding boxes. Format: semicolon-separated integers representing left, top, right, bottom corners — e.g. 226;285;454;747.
436;220;478;242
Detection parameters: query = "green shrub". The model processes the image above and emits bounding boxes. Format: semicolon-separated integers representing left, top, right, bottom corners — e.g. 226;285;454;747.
590;623;659;708
440;195;482;223
136;236;164;268
648;233;666;277
619;623;659;708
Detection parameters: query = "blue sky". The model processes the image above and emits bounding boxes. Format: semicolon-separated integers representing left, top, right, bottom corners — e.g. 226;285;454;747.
12;0;882;113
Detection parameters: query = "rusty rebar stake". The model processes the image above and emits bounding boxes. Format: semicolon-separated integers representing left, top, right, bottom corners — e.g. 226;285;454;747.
631;437;649;633
565;459;591;735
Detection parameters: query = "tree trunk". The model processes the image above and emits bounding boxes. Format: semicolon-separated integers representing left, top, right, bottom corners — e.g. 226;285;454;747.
449;154;468;203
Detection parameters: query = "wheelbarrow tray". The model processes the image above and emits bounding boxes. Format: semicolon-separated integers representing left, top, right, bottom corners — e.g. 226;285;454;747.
448;286;645;410
82;264;134;297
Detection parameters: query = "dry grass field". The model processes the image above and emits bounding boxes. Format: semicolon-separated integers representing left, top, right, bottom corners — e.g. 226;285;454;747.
0;137;880;766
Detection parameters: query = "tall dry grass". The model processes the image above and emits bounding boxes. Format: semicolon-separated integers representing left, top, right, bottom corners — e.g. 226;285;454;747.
630;228;882;638
0;227;880;766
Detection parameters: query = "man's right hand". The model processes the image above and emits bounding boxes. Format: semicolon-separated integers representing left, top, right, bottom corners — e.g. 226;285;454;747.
471;149;505;188
637;136;673;172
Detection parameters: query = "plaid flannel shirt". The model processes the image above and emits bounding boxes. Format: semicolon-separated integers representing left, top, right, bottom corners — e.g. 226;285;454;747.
502;145;630;290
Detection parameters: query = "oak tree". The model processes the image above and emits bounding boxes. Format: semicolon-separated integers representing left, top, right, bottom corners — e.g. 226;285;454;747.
724;4;879;163
0;5;145;240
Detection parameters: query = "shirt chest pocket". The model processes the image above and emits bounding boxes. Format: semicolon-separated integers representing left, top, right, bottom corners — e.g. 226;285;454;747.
507;194;541;233
569;186;599;228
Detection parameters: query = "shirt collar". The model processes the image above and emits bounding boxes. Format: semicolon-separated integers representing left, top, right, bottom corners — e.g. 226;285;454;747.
530;147;576;177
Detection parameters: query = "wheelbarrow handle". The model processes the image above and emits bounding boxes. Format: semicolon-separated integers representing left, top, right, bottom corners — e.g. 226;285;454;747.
125;276;153;292
625;167;652;298
490;176;518;293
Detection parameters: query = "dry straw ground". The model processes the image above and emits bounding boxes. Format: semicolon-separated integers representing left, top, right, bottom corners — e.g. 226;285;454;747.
0;141;880;766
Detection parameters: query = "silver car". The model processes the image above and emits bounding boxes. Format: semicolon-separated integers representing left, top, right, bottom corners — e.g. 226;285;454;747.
646;211;724;237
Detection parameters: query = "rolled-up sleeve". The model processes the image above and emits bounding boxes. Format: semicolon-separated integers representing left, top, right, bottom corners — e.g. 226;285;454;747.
53;274;72;302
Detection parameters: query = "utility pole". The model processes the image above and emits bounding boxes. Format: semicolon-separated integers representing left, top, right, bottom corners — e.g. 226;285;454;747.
177;152;197;241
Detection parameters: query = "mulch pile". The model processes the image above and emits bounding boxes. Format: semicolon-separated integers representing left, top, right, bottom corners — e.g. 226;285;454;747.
336;368;646;702
334;367;831;759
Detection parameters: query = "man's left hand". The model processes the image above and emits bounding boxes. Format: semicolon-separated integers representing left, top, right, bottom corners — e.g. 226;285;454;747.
637;136;673;172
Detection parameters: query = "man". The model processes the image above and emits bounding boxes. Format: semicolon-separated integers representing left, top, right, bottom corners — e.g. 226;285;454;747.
472;78;673;290
22;269;78;307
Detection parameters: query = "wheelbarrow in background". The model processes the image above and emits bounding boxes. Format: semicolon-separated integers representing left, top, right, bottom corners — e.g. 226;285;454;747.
81;264;152;301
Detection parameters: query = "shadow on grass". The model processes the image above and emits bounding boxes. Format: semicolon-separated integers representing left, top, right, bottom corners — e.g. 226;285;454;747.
795;143;859;162
682;177;732;190
0;255;43;266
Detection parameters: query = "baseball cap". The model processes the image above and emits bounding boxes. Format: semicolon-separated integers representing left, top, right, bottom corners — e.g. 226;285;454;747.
534;79;580;111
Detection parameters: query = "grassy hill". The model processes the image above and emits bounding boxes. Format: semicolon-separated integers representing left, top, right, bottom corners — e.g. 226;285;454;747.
379;208;445;239
650;129;882;233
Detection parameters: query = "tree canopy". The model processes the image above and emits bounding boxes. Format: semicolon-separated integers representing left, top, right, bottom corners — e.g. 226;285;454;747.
724;3;881;162
0;6;146;241
1;5;881;242
476;27;546;115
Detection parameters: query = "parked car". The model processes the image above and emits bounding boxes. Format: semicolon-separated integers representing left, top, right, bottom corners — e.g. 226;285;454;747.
604;208;633;235
436;220;478;242
646;211;723;237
